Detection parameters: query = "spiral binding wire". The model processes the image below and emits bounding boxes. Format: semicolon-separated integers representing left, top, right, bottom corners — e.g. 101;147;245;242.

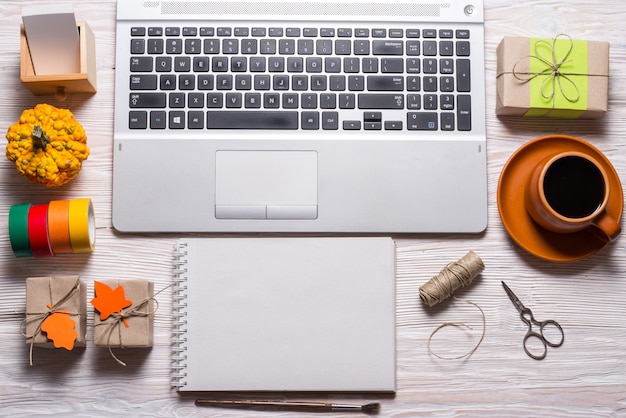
172;242;188;389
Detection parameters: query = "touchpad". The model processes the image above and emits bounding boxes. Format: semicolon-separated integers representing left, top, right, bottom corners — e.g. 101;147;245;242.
215;150;318;220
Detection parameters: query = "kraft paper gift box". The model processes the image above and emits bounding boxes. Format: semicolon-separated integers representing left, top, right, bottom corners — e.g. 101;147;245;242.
92;279;154;348
496;36;609;118
25;275;87;348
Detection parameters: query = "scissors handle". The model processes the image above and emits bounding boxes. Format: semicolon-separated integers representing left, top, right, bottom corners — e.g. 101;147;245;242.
522;317;564;360
522;331;548;360
537;319;565;347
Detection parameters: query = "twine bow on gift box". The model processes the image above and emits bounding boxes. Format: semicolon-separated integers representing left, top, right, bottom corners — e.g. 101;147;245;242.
511;34;583;112
22;277;83;366
94;298;157;366
92;281;168;366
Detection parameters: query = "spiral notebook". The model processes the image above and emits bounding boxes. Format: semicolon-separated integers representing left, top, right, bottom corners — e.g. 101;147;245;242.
172;237;396;392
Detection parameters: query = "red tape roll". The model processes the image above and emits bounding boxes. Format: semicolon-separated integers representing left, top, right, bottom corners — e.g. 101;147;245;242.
27;204;54;258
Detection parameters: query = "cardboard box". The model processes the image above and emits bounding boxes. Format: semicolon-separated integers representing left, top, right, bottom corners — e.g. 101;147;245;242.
25;276;87;348
92;279;154;348
496;36;609;118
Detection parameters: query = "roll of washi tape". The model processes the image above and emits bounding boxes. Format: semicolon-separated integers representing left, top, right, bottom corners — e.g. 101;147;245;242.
48;199;73;254
68;198;95;253
9;203;32;257
27;204;55;258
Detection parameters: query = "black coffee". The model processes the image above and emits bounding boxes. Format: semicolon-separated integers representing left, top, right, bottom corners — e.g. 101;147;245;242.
543;155;605;219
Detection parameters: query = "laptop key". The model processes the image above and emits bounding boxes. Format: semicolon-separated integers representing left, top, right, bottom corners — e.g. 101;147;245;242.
364;111;382;122
367;76;404;91
423;40;437;55
301;111;320;129
343;120;361;130
129;111;147;129
358;94;404;109
456;29;470;39
364;122;382;130
130;93;166;108
457;59;471;92
441;112;455;131
407;112;438;130
130;57;153;72
384;120;403;130
457;95;472;131
130;75;157;90
456;41;471;56
150;111;167;129
206;111;298;129
169;111;185;129
188;111;205;129
322;111;339;130
372;40;403;55
380;58;404;73
131;39;145;54
148;27;163;36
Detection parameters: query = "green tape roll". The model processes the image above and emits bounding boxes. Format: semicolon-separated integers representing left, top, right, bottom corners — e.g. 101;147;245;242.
9;203;32;257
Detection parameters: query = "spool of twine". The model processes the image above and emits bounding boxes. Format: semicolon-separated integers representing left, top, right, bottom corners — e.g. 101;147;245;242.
419;251;484;307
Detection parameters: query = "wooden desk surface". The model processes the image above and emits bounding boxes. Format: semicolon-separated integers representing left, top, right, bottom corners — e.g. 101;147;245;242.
1;1;625;416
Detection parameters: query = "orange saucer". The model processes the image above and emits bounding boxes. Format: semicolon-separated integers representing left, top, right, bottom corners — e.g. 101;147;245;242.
497;135;623;262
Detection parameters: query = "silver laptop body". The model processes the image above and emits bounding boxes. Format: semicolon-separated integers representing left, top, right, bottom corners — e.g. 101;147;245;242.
112;0;487;233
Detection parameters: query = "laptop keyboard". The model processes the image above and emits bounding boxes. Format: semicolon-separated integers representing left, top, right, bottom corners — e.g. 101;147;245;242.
127;24;473;132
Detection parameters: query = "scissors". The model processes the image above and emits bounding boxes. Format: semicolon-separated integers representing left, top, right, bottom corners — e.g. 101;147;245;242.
501;281;564;360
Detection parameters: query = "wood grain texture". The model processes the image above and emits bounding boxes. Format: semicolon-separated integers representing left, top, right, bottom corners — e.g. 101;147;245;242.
1;1;625;416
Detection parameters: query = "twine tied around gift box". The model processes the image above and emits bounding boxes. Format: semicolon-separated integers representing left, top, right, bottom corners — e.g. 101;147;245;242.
21;276;82;366
94;285;169;366
495;33;611;117
511;34;584;112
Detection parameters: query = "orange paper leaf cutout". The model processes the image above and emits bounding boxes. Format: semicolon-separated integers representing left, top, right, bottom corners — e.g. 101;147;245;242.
91;281;132;325
41;311;78;350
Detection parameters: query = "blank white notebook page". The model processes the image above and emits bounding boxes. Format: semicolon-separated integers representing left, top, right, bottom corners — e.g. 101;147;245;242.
175;237;396;392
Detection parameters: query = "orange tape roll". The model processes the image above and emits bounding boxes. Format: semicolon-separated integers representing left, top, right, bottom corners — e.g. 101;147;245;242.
48;200;73;254
68;198;96;253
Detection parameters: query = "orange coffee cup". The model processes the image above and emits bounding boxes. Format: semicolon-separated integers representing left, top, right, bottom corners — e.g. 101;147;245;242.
525;150;621;242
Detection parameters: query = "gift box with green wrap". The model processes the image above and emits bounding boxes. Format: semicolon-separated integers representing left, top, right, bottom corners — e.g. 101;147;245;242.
496;35;609;118
92;279;154;348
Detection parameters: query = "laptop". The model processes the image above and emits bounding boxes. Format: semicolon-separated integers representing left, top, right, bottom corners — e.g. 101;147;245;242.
112;0;487;233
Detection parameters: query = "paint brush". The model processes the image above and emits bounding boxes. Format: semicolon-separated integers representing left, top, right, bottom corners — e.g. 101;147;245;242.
195;399;381;414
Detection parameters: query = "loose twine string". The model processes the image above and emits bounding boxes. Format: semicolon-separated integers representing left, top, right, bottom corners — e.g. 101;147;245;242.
21;277;83;366
426;299;486;360
419;251;486;360
94;283;170;366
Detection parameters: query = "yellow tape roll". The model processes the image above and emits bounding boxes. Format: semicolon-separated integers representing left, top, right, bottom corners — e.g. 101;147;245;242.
68;198;96;253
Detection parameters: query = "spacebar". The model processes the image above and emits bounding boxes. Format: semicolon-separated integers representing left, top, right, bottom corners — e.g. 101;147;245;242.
207;111;298;129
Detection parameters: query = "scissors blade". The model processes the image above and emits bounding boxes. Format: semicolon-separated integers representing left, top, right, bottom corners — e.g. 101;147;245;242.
501;281;527;314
